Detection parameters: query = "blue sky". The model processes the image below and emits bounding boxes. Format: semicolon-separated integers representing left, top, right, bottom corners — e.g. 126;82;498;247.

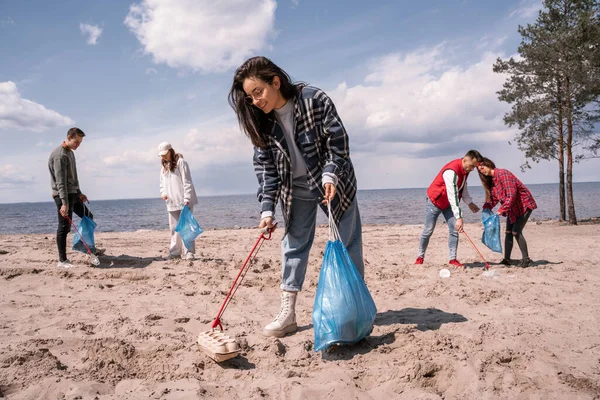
1;0;598;204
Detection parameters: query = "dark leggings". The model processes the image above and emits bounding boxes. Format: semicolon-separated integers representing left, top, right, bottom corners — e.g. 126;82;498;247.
53;194;93;262
504;209;532;260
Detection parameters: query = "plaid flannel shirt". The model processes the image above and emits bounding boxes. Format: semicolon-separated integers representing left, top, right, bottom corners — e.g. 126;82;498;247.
253;86;357;230
483;169;537;223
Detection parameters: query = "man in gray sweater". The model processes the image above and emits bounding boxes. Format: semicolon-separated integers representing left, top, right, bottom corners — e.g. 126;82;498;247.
48;127;99;267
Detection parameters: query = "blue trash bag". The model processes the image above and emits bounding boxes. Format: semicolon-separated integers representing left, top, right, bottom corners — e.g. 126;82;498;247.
72;215;97;254
312;239;377;352
174;205;203;250
481;208;502;253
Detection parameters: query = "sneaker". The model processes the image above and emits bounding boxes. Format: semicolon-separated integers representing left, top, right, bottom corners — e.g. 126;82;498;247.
168;254;181;260
518;258;532;268
184;252;195;260
414;257;424;265
449;259;464;268
263;291;298;338
499;258;511;266
93;247;106;256
57;260;74;268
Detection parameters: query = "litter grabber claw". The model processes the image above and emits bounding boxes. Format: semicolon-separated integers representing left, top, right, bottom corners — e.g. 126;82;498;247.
197;223;277;362
65;215;100;266
461;229;491;270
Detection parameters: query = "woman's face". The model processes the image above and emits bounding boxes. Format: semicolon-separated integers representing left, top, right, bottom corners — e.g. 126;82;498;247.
478;165;493;176
161;152;171;162
242;76;285;114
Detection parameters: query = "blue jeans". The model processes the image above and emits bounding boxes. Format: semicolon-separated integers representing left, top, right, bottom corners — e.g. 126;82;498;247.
280;191;364;292
418;198;458;260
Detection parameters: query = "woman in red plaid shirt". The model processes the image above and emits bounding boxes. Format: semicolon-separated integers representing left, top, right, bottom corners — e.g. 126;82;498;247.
478;158;537;268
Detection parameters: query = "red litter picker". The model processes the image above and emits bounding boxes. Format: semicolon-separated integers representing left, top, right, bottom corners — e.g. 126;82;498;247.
461;229;491;270
197;224;277;362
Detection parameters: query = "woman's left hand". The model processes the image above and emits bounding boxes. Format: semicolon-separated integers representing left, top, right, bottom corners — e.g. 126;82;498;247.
322;183;336;205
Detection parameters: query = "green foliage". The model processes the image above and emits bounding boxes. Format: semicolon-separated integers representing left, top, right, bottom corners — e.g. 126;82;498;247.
494;0;600;168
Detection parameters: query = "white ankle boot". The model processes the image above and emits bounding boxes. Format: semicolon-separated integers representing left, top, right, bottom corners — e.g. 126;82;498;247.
263;291;298;337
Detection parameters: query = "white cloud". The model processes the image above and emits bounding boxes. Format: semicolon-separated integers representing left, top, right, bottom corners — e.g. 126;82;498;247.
0;81;74;132
124;0;277;73
80;23;103;45
183;126;252;165
328;46;509;156
101;122;253;170
0;165;35;188
477;35;508;50
291;0;300;8
145;67;158;75
509;0;541;19
103;148;157;168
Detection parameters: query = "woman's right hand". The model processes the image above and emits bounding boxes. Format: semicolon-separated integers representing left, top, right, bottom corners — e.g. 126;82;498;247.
162;196;168;200
259;216;276;231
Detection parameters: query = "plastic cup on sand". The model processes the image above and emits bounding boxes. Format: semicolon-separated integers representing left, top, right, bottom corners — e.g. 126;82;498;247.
482;270;498;278
439;268;451;278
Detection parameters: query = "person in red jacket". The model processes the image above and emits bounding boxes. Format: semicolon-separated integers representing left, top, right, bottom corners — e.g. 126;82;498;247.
415;150;483;267
478;157;537;268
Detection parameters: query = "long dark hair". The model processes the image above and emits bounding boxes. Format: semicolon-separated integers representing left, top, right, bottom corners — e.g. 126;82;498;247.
478;157;497;202
228;56;305;148
161;148;182;173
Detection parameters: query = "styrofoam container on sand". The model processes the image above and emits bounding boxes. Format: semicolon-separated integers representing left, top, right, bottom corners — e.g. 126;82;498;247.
197;330;240;362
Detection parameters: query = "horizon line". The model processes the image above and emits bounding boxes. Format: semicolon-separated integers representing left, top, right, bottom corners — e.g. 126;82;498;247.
2;181;599;206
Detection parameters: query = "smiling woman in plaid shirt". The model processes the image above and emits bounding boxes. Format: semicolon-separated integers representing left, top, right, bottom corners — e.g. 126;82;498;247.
478;158;538;268
228;56;364;338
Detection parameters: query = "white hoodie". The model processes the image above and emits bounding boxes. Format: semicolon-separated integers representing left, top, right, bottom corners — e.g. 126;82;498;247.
160;157;198;211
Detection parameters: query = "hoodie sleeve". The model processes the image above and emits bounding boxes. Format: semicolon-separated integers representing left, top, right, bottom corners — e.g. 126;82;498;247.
159;168;167;198
179;159;195;204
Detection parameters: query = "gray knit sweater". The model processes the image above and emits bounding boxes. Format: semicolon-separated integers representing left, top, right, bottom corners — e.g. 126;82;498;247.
48;144;81;205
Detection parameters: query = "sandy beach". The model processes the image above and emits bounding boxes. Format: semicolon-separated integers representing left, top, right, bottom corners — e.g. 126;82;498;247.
1;220;600;399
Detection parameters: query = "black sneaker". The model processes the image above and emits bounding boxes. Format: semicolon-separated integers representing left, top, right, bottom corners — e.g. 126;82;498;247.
518;258;532;268
499;258;511;266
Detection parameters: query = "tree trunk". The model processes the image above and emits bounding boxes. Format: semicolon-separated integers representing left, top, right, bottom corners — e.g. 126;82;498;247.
557;78;566;221
558;154;565;221
564;77;577;224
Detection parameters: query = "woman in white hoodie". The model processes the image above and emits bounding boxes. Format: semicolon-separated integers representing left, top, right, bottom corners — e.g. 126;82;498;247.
158;142;198;259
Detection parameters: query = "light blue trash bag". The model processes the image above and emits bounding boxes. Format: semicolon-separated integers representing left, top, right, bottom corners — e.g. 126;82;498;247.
73;215;97;254
174;205;203;250
481;208;502;253
312;204;377;352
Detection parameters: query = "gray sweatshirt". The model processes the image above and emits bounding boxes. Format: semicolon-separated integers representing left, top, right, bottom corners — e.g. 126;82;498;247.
48;144;81;205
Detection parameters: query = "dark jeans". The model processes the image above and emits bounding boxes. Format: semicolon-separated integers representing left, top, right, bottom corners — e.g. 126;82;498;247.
53;194;93;262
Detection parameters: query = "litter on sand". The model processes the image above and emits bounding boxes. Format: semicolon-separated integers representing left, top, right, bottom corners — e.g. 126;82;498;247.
439;268;451;278
197;225;276;362
196;330;240;363
482;269;499;279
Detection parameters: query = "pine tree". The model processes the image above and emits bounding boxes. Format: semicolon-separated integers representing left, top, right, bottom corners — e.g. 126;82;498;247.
494;0;600;224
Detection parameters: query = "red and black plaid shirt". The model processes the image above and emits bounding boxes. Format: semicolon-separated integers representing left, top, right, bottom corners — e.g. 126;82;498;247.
483;169;537;223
